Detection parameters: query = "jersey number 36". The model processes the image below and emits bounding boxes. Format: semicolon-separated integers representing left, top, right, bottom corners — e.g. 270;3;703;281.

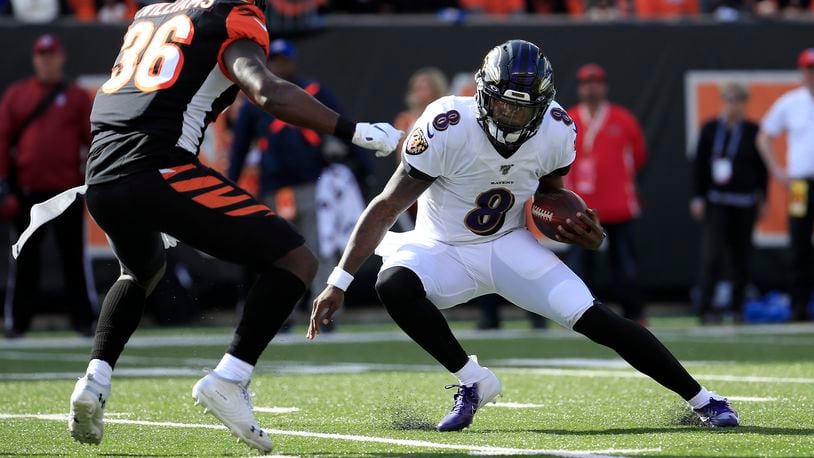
464;188;516;236
102;15;194;94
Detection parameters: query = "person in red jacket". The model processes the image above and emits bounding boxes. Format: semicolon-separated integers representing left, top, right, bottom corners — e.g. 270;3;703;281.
0;34;97;338
566;63;648;322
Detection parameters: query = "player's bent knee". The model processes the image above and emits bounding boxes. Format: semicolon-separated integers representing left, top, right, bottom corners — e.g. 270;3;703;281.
375;267;426;308
573;302;631;344
273;244;318;285
119;261;166;297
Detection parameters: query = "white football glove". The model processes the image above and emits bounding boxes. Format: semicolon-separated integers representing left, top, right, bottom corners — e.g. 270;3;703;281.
352;122;404;157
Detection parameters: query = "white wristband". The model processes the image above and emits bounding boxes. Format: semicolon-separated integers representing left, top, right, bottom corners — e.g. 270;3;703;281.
327;267;354;291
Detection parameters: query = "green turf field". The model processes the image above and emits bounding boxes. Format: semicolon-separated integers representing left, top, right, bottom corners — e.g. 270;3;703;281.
1;319;813;457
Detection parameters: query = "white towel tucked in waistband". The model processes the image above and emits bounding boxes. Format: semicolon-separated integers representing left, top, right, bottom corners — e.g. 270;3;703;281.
12;184;178;259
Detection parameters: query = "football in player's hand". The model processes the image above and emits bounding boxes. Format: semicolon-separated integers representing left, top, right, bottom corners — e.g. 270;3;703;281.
529;189;589;240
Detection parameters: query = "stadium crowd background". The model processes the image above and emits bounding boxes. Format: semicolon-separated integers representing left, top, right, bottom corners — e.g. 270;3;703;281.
1;0;814;23
0;1;813;336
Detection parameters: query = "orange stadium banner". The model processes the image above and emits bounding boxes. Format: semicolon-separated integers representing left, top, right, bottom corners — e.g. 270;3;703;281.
685;70;801;248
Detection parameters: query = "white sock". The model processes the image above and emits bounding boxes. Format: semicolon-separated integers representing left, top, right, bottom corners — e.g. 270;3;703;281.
687;387;725;409
453;355;489;386
213;353;254;383
86;359;112;386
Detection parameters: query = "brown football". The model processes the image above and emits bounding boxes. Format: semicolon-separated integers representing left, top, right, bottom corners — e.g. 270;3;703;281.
529;189;589;240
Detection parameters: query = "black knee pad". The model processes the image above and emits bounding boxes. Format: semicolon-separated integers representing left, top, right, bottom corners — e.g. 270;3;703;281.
375;267;426;306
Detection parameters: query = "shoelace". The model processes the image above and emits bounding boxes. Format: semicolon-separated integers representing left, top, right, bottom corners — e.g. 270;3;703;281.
703;398;731;416
444;384;478;414
239;381;256;410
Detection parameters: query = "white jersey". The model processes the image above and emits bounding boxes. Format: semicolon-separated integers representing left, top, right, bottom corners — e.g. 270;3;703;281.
402;96;577;245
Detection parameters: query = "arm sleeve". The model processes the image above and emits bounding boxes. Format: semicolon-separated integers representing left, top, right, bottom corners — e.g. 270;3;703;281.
228;101;257;182
692;123;712;199
761;96;788;137
401;103;453;179
217;5;270;81
556;124;578;171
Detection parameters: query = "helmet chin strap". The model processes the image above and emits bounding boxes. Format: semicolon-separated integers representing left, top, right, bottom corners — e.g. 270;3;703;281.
487;119;522;145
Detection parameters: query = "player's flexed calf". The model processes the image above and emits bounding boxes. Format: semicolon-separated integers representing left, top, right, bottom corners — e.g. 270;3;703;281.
309;40;739;431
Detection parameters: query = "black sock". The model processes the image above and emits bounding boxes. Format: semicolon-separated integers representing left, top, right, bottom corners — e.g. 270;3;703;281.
90;279;147;368
227;268;305;365
376;267;469;373
573;303;701;400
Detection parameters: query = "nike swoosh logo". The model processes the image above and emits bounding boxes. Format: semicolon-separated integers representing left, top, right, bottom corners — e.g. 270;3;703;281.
373;125;387;135
426;123;434;138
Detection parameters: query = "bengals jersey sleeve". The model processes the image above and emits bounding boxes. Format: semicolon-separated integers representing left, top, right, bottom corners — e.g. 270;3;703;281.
217;4;270;81
402;97;462;180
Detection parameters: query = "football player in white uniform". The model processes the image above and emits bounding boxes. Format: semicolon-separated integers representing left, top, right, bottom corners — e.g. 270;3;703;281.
309;40;739;431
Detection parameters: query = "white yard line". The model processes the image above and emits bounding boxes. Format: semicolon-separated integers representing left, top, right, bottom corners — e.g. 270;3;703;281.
490;402;546;409
254;407;301;413
0;413;659;457
726;396;778;402
2;323;814;350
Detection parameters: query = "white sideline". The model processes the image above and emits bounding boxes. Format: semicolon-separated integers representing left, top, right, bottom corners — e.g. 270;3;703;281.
491;402;546;408
0;413;660;457
2;322;814;350
2;364;814;384
502;367;814;384
491;358;729;368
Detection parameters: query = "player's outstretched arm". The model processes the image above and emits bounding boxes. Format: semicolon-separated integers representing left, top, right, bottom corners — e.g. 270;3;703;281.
222;40;403;156
307;163;432;340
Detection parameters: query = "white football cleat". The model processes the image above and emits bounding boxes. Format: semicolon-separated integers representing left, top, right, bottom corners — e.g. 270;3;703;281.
191;371;273;453
69;374;110;445
475;368;503;408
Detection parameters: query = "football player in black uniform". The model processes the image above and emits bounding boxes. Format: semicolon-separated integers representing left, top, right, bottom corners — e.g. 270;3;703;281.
64;0;402;451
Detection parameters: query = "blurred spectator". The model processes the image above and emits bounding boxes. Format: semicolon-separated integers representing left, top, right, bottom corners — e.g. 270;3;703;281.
634;0;699;17
67;0;96;20
460;0;525;14
328;0;456;13
10;0;59;22
394;67;449;155
229;39;372;321
565;64;648;322
97;0;129;22
0;35;97;338
691;82;766;324
755;0;811;16
757;48;814;322
558;0;626;19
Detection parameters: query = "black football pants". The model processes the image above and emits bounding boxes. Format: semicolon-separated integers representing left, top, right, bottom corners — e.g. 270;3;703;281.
85;162;307;366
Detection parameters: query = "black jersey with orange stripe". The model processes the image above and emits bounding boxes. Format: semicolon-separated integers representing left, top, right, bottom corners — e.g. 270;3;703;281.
86;0;270;185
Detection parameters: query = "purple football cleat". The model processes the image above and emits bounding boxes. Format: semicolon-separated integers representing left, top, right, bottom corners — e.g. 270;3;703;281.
436;370;501;432
694;398;740;427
